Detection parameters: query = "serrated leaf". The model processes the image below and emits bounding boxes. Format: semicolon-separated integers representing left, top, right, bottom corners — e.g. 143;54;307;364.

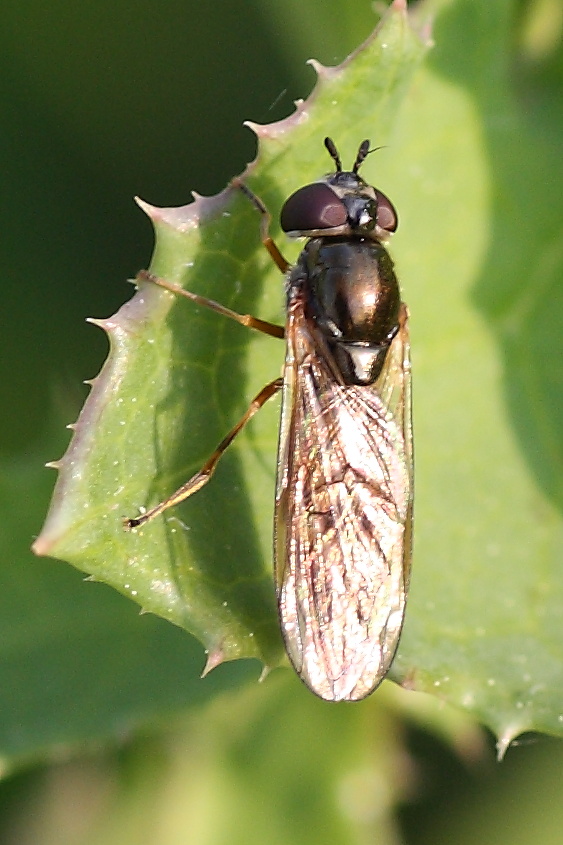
33;0;563;746
0;443;260;765
385;0;563;747
34;2;427;674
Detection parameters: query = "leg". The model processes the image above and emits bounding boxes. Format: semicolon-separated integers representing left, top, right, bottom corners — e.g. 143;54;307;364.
125;376;283;529
231;177;290;274
137;270;284;340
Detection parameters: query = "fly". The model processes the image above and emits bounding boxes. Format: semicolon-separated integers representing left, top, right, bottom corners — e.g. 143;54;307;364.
126;138;413;702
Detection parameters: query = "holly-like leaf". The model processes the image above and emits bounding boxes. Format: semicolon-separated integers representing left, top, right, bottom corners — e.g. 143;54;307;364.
34;3;429;674
33;0;563;751
385;1;563;749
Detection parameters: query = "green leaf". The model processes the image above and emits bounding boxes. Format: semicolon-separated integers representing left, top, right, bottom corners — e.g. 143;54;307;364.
0;443;259;764
34;2;428;671
387;0;563;748
33;0;563;750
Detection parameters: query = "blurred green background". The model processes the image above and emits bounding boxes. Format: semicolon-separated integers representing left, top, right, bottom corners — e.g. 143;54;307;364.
2;0;563;842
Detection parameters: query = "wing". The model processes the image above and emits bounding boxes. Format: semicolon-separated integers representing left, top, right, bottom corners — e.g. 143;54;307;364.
275;296;412;702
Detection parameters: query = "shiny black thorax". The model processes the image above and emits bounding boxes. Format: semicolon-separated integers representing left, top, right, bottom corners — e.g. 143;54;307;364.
288;237;400;385
280;145;400;387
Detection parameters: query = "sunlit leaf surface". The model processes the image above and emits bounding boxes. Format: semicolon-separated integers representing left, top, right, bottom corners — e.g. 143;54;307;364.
33;0;563;748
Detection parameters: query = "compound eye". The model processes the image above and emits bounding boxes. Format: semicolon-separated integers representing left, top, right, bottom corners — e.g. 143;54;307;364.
375;189;398;233
280;183;347;233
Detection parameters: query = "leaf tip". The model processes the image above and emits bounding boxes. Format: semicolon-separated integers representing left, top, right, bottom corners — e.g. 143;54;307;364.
201;648;227;678
136;189;232;233
134;195;158;220
258;664;273;684
31;534;50;558
243;101;310;143
495;722;529;761
86;316;118;334
136;194;196;231
306;58;336;82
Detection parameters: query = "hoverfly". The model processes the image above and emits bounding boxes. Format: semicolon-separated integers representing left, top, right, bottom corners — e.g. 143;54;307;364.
127;138;413;702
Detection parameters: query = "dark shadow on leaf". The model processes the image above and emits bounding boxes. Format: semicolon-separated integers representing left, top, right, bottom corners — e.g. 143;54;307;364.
146;176;289;666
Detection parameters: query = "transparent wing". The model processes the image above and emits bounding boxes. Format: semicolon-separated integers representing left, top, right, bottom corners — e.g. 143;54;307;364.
275;297;412;701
